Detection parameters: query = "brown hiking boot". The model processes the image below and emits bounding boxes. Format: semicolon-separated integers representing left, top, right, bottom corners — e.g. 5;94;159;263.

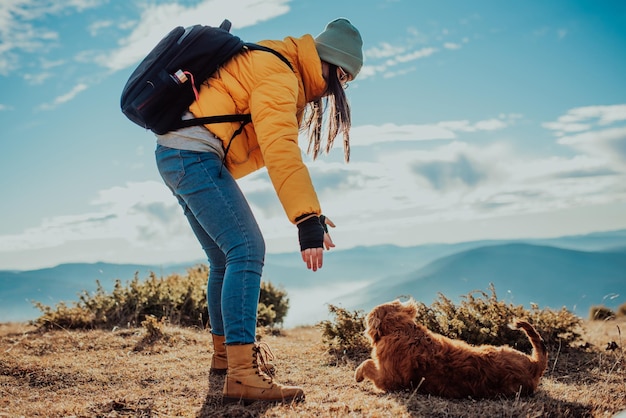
223;343;304;405
210;334;276;376
210;334;228;375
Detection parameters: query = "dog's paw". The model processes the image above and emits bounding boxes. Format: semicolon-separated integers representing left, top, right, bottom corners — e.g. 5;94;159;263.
355;364;365;382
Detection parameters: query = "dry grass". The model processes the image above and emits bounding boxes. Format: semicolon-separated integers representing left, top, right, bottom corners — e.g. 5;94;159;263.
1;319;625;418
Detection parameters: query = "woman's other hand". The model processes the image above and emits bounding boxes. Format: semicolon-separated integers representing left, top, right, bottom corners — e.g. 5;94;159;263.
297;214;336;271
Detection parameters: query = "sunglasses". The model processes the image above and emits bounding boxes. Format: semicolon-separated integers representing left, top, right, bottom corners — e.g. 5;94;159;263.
337;66;350;89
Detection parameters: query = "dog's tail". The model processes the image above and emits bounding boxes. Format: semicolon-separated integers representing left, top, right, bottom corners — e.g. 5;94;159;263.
513;320;548;375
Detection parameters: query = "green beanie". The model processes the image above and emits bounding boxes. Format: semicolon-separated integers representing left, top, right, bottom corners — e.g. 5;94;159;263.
314;18;363;79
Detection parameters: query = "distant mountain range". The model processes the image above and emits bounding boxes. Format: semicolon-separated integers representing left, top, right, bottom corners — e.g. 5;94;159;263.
2;229;625;326
0;262;197;322
340;243;626;316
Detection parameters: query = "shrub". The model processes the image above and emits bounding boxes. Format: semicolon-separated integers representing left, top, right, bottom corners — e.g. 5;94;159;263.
418;284;582;352
618;303;626;317
319;284;583;361
139;314;166;343
33;265;289;331
589;305;616;321
257;281;289;327
318;304;370;363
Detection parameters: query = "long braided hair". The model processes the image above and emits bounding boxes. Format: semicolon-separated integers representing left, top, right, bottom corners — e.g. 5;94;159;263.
301;63;352;162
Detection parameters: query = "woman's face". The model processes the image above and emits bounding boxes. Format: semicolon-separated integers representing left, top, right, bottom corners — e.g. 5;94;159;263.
321;62;352;96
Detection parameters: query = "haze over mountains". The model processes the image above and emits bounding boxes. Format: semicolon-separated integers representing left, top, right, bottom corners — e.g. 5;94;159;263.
339;243;625;315
1;230;625;327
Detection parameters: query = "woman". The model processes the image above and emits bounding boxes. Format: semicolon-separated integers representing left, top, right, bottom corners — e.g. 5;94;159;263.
155;18;363;404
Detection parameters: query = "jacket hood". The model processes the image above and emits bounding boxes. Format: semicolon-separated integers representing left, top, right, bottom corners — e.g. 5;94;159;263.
259;35;327;104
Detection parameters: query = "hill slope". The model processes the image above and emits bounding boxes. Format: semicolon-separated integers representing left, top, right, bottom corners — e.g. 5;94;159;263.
347;243;626;316
1;320;624;417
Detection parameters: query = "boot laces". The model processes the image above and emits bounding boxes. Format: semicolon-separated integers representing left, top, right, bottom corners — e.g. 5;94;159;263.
253;342;275;379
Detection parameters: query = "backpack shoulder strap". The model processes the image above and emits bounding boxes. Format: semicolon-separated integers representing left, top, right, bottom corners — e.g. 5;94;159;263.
243;43;294;72
171;42;294;131
176;113;251;129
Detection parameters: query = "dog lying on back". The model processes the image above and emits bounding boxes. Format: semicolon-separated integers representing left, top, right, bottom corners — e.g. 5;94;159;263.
354;299;548;398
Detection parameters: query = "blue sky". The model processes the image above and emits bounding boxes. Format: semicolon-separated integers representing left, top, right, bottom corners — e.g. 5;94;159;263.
1;0;625;271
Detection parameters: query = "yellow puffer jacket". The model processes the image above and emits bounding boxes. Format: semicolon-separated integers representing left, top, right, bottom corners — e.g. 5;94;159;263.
189;34;327;224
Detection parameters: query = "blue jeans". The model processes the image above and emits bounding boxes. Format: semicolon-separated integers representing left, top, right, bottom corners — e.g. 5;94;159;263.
155;145;265;345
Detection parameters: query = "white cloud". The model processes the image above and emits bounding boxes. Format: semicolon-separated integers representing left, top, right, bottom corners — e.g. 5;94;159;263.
362;19;471;81
23;72;52;85
335;116;517;148
20;58;63;85
100;0;291;72
557;127;626;169
361;46;438;79
437;118;508;132
0;0;104;75
382;66;417;79
350;123;456;146
543;104;626;136
395;47;437;63
0;0;290;76
296;136;625;250
542;105;626;169
315;114;625;231
365;42;406;59
0;181;187;253
38;82;87;110
88;19;113;36
2;114;626;269
361;18;478;80
578;105;626;125
542;121;590;134
443;42;461;50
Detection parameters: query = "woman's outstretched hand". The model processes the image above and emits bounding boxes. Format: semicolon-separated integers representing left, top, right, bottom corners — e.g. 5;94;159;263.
301;247;324;271
300;215;336;271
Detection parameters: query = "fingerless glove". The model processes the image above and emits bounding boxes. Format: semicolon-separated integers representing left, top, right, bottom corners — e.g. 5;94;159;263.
296;215;324;251
319;214;329;233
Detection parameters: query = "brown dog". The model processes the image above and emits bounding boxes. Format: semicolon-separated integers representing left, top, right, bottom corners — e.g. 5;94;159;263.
354;299;548;398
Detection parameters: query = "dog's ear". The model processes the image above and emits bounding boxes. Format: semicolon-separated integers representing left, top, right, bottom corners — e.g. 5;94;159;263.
403;299;418;318
368;312;383;342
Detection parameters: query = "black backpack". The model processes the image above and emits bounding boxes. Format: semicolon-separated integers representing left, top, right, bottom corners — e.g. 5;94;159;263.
120;20;293;135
